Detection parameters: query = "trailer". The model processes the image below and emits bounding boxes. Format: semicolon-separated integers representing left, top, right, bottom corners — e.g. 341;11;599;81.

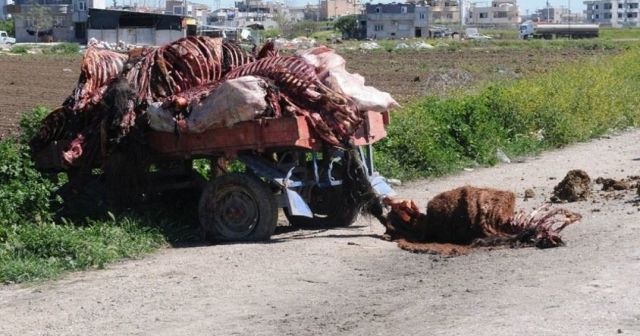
33;111;395;242
519;20;599;39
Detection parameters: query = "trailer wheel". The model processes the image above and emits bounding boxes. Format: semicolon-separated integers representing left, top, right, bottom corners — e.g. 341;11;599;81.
284;185;360;228
199;173;277;242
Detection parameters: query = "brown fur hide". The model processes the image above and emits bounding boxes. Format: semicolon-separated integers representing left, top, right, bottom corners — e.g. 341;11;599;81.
384;186;518;251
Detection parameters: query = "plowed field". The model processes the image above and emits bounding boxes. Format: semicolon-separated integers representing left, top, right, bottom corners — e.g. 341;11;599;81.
0;46;616;138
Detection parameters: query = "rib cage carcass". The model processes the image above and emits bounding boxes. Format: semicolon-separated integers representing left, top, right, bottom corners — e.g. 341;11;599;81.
30;36;397;167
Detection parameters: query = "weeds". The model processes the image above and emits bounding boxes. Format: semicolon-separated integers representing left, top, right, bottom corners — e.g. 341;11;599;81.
10;45;28;54
0;108;168;283
44;42;80;54
376;48;640;179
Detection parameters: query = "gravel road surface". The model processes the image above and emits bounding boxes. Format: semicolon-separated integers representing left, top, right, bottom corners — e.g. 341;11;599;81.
2;130;640;336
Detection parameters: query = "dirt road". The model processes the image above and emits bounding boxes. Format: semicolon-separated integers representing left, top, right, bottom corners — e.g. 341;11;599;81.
2;130;640;335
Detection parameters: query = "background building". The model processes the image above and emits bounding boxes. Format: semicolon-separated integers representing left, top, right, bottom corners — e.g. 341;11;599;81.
409;0;461;25
165;0;209;25
1;0;14;20
8;0;105;42
87;8;185;45
532;5;569;22
320;0;362;20
364;2;429;39
584;0;639;27
467;0;519;27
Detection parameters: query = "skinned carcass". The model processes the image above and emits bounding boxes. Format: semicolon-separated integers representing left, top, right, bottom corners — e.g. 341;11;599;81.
223;56;361;146
29;37;398;224
147;76;277;132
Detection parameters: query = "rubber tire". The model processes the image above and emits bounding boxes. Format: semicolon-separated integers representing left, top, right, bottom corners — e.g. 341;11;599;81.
199;173;277;242
284;186;360;228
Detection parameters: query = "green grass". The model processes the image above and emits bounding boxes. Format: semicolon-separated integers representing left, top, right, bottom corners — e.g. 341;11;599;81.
0;108;172;283
599;27;640;39
43;42;80;55
481;28;520;40
334;37;634;53
310;30;339;42
0;215;165;283
10;45;29;54
376;47;640;180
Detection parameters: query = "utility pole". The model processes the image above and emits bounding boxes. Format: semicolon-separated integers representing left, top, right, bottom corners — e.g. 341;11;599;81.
568;0;571;37
546;0;549;22
459;0;464;30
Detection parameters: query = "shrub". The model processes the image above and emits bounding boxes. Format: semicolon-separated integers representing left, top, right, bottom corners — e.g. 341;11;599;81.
10;45;29;54
0;108;167;283
0;140;54;227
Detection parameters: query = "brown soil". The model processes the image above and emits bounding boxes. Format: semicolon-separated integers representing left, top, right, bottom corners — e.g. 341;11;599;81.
523;188;536;200
552;169;592;202
0;54;81;138
595;176;640;191
342;48;618;104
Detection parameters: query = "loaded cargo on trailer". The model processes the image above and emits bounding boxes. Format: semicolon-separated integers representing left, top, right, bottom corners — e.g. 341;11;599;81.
519;20;599;39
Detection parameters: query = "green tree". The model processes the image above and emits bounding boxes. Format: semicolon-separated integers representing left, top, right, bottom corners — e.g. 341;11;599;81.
334;15;359;39
0;19;15;36
21;2;53;42
273;10;293;38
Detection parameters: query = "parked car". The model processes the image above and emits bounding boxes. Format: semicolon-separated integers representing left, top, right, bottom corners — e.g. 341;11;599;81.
0;31;16;45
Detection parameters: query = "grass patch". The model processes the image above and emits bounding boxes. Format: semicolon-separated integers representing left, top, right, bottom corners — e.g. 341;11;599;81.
0;215;164;283
376;47;640;180
600;27;640;39
0;109;173;284
10;45;29;54
335;37;634;53
43;42;80;55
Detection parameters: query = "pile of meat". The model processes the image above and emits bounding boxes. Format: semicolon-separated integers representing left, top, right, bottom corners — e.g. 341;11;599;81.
29;36;398;166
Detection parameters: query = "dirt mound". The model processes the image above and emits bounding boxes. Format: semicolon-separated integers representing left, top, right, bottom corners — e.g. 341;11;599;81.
551;169;591;202
383;186;581;255
595;176;640;191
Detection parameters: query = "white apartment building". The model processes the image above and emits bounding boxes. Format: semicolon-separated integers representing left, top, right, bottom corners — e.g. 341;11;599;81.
584;0;640;27
532;6;570;23
365;3;429;39
467;0;520;27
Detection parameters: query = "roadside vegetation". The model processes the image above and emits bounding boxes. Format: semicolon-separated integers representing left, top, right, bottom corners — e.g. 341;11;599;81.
598;27;640;39
0;108;174;283
4;42;81;55
376;46;640;179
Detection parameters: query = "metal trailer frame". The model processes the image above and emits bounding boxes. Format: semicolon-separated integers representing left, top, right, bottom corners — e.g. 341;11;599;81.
34;111;395;242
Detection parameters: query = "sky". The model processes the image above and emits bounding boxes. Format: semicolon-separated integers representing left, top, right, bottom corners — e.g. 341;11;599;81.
207;0;585;15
